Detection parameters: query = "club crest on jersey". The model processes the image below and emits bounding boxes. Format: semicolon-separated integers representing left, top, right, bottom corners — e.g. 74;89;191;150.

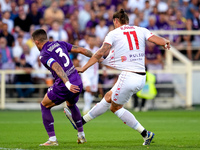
121;56;127;62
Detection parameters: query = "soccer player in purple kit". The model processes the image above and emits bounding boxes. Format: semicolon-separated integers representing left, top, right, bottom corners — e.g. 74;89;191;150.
32;29;93;146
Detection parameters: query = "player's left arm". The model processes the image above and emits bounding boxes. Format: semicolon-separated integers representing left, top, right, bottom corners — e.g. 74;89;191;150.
71;45;93;58
51;62;80;93
76;43;111;73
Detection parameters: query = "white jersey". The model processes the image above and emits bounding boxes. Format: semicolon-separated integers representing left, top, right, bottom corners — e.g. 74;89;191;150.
78;44;99;77
102;25;154;72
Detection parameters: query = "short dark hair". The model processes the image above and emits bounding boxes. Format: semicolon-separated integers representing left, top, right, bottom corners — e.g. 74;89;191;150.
113;9;129;24
32;29;47;42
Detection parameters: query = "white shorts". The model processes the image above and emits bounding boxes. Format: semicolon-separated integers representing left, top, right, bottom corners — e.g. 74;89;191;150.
111;71;146;105
81;73;99;92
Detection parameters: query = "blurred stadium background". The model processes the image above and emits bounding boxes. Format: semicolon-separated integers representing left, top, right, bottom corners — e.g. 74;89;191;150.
0;0;200;110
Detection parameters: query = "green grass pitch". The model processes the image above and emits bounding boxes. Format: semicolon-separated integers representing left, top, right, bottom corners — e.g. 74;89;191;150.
0;108;200;150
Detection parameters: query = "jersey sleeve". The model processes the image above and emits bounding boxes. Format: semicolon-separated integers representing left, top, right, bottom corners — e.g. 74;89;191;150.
103;31;114;46
40;54;56;68
59;41;72;52
140;27;154;40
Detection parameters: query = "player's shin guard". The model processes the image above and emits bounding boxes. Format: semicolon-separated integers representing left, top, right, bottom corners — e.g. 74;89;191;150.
68;104;83;132
114;108;145;133
83;98;111;123
40;103;56;138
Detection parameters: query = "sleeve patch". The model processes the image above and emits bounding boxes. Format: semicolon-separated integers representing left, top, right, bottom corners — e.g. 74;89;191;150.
47;58;55;67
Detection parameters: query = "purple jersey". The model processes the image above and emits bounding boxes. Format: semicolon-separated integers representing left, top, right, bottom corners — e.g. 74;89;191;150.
40;41;82;89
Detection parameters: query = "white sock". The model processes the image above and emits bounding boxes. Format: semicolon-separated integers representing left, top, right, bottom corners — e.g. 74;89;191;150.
78;131;85;137
83;98;111;122
83;92;93;113
49;136;57;141
114;108;145;133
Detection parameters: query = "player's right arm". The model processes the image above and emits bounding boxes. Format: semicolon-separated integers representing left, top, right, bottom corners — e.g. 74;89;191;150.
51;62;80;93
71;45;93;58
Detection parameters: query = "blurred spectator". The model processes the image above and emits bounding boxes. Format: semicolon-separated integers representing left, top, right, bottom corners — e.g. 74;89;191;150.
106;9;114;26
121;0;131;13
15;54;34;101
14;6;33;33
139;12;149;28
145;41;163;70
183;19;194;59
186;0;198;19
156;12;170;30
0;5;2;21
192;10;200;60
95;18;108;42
91;0;100;12
48;21;68;42
105;0;113;10
127;0;145;11
133;17;140;26
64;14;77;43
36;0;47;16
179;0;190;18
17;0;29;13
68;0;83;15
143;0;152;21
44;0;64;25
79;34;88;48
2;11;14;33
26;25;35;49
32;56;47;99
0;23;15;47
22;43;39;66
10;0;18;21
27;2;43;27
86;10;99;32
12;35;23;63
168;16;182;46
0;0;11;12
176;10;186;30
97;3;106;19
59;0;69;18
0;36;13;64
0;36;15;83
78;2;91;31
147;15;158;30
0;20;3;32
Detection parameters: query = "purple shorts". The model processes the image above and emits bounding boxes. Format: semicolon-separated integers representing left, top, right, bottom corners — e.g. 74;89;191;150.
47;83;83;105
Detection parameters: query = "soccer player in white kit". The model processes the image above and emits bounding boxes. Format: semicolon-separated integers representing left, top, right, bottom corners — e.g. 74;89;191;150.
78;35;99;114
68;9;170;145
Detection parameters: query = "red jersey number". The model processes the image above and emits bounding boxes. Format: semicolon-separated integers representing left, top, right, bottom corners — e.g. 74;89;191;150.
123;31;139;50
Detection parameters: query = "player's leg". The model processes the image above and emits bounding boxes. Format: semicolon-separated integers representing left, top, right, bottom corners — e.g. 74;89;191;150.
82;90;111;124
110;71;154;145
66;101;87;144
83;86;93;115
40;94;58;146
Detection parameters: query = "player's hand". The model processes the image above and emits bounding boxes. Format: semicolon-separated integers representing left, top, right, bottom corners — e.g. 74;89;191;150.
76;67;84;73
69;84;80;93
65;81;80;93
163;40;170;50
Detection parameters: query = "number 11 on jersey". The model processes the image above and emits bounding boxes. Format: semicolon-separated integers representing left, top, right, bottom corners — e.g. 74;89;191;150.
123;31;139;50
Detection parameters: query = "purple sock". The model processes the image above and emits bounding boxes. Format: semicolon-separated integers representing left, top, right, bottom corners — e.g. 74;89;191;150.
40;103;55;137
68;105;83;132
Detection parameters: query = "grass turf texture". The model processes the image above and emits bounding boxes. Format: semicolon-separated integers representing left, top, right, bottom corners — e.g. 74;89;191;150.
0;109;200;150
